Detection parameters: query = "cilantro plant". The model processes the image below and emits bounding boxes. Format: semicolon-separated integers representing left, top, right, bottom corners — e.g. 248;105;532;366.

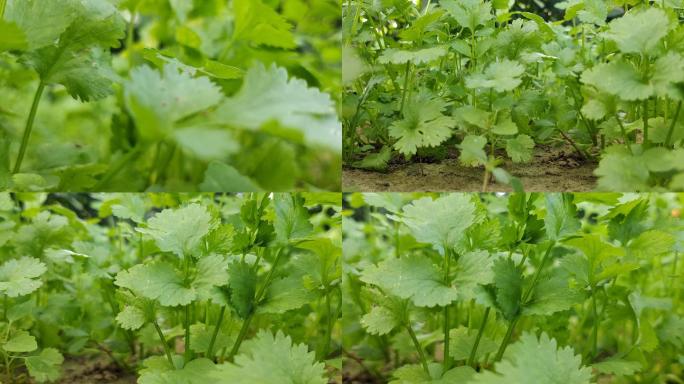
0;0;342;192
0;192;341;383
343;0;684;191
343;192;684;383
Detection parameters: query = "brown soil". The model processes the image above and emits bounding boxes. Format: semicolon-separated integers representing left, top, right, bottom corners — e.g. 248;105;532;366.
343;145;597;192
56;356;136;384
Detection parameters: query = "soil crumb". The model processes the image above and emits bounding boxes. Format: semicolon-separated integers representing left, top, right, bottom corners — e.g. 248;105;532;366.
343;145;597;192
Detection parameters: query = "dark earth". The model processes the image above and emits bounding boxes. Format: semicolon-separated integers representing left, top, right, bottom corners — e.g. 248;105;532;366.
343;145;597;192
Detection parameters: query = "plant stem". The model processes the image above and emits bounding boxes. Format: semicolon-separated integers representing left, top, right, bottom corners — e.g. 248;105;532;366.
126;12;136;49
228;248;284;360
153;320;175;368
94;147;144;190
558;129;588;159
443;246;452;371
642;99;650;148
321;293;333;359
207;306;226;359
183;305;191;363
665;100;682;148
400;62;412;115
467;307;490;367
590;288;599;359
494;316;519;361
406;324;430;375
394;221;400;258
227;313;253;361
495;242;554;361
0;0;6;18
615;114;633;153
13;82;45;174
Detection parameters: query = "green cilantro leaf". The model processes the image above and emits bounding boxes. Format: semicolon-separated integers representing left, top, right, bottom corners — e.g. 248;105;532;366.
544;194;580;241
458;135;488;166
378;47;448;65
505;134;535;163
471;332;592;383
257;275;314;314
3;330;38;352
115;256;226;307
492;258;523;320
233;0;296;49
0;257;47;297
5;0;76;50
361;254;458;308
0;20;28;51
466;59;525;92
125;62;223;142
361;305;402;336
452;250;494;301
200;162;261;192
137;203;214;258
389;93;455;157
603;8;670;54
139;357;218;384
115;262;195;306
273;193;313;244
217;64;340;150
20;0;126;101
523;273;584;316
401;194;476;251
25;348;64;383
116;305;147;331
213;330;326;384
227;261;256;318
442;0;493;31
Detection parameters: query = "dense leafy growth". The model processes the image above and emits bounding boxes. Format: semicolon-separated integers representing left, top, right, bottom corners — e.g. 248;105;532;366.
343;0;684;191
0;192;341;383
0;0;342;192
343;192;684;383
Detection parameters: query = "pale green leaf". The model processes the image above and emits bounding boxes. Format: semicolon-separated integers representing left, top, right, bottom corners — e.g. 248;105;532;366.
212;330;326;384
216;64;341;150
471;333;591;384
25;348;64;383
0;257;47;297
401;194;476;251
361;254;458;308
137;203;214;258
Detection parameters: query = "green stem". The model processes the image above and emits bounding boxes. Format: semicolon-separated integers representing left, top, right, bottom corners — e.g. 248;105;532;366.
399;62;412;115
406;324;430;375
184;305;191;364
495;242;554;362
494;316;518;362
13;82;45;174
0;0;6;18
467;307;490;367
153;320;175;368
126;11;136;49
321;293;333;359
443;246;452;371
394;221;400;258
228;248;284;360
615;114;633;153
665;100;682;148
94;147;144;190
590;288;599;359
522;242;554;303
227;313;253;361
642;99;650;148
207;306;226;359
